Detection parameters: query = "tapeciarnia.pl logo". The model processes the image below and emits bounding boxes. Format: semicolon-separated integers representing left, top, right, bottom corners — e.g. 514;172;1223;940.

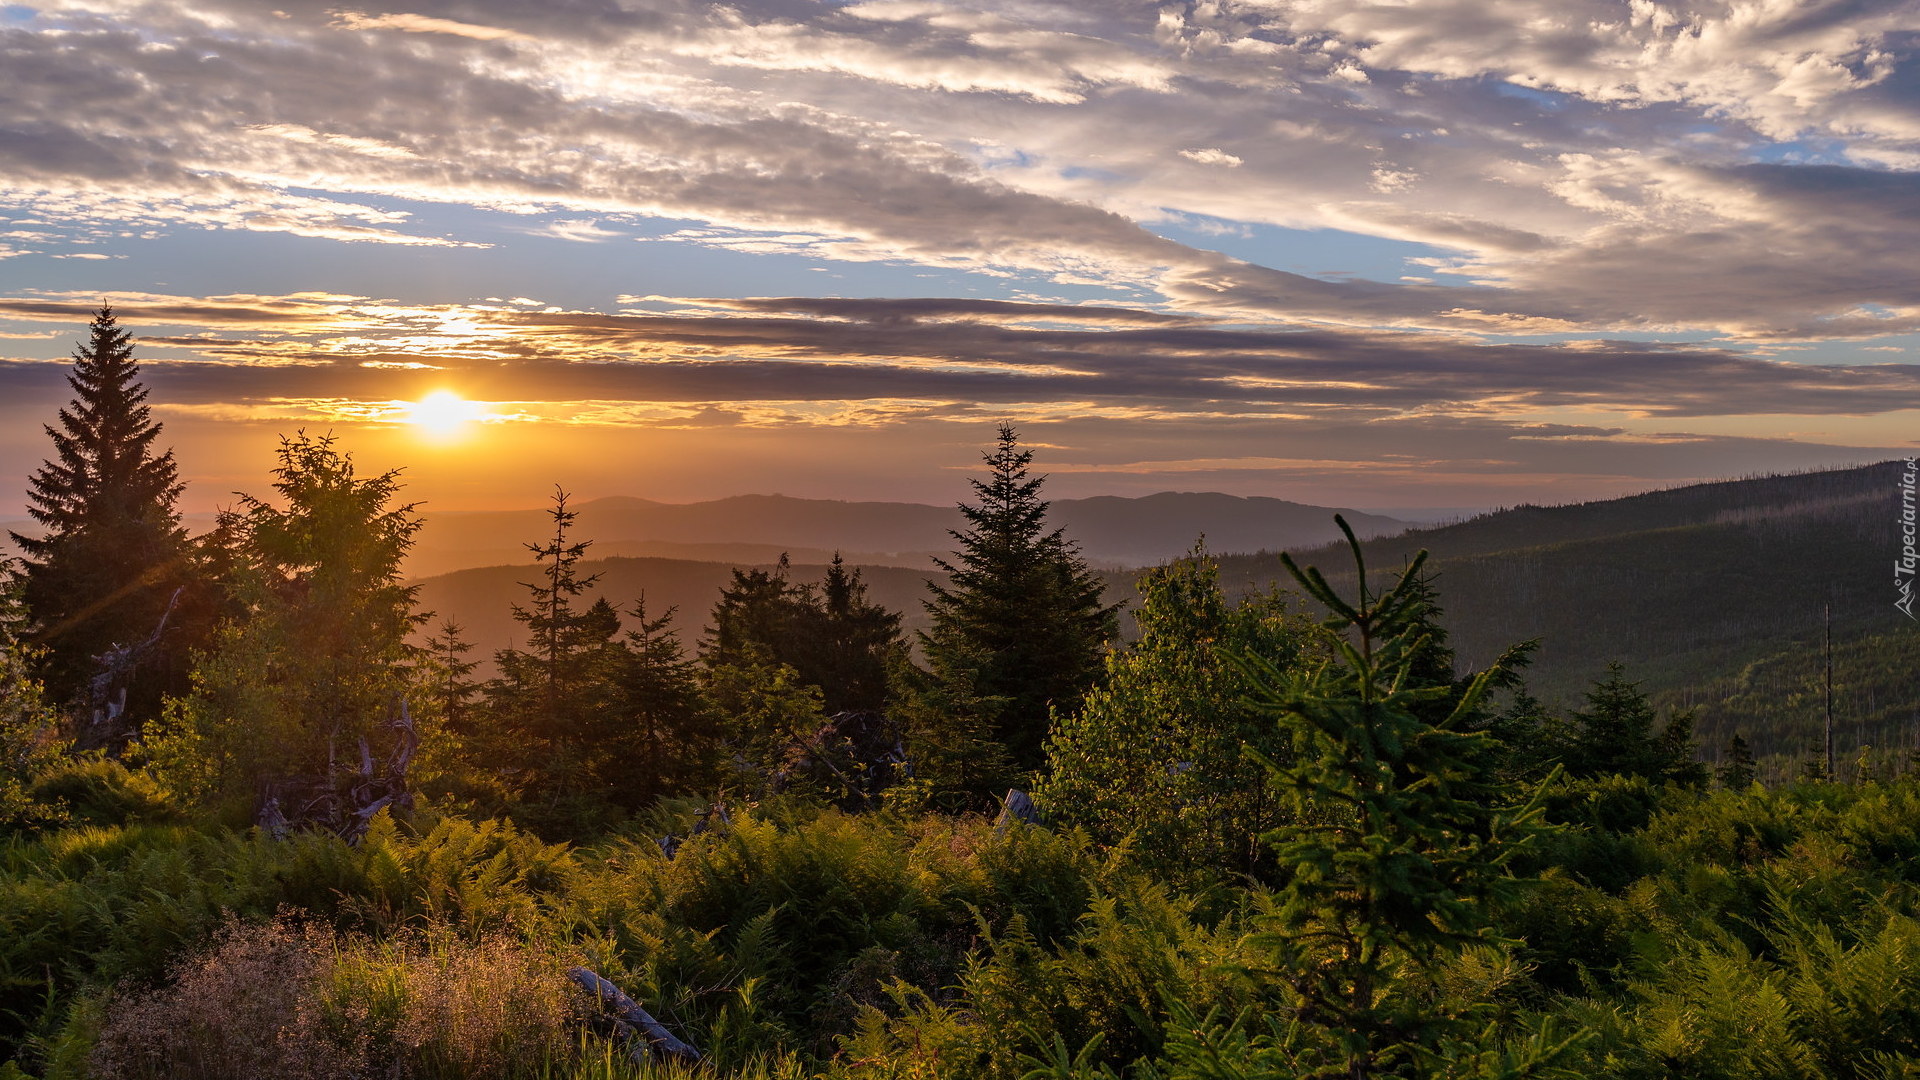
1899;458;1918;620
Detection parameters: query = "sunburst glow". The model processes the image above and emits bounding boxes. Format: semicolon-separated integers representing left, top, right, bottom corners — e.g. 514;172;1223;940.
403;390;482;435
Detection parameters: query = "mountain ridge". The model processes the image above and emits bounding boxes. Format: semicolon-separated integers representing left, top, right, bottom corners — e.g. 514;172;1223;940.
403;490;1410;577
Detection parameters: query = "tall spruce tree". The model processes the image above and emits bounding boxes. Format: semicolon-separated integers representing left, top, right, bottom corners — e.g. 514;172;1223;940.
480;488;616;812
11;306;187;712
479;489;713;832
920;425;1117;773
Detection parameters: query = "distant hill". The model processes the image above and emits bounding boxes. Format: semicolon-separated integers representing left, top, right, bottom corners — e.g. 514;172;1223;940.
403;493;1407;577
1206;462;1912;763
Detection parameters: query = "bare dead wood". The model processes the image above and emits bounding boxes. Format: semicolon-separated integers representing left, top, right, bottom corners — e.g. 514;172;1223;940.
256;796;290;841
87;585;183;734
387;699;419;779
339;699;419;844
996;788;1040;834
769;710;908;809
263;696;422;843
566;966;701;1063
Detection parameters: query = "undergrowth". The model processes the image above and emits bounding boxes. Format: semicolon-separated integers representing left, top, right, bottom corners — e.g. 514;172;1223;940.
11;776;1920;1077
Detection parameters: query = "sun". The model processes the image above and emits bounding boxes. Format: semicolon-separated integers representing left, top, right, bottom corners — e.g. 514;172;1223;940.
403;390;482;435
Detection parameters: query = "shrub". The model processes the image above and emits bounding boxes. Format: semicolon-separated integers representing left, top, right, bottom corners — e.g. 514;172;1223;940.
91;916;593;1080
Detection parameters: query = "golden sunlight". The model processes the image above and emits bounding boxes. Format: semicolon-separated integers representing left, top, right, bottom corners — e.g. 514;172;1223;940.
403;390;482;435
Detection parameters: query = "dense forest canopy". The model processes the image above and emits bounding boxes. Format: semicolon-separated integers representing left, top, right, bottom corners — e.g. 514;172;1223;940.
3;313;1918;1080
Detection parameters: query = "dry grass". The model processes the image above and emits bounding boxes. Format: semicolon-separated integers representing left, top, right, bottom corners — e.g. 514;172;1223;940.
90;916;592;1080
90;918;348;1080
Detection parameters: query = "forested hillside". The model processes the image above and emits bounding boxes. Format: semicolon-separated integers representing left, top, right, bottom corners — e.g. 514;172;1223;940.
1214;461;1898;711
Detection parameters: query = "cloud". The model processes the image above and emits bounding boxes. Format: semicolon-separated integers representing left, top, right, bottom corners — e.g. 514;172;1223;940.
330;11;529;42
1272;0;1916;142
3;291;1916;427
1179;148;1244;168
523;218;622;242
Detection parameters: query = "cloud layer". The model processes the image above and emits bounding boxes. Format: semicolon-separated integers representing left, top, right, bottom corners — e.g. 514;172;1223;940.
0;0;1918;338
4;291;1918;418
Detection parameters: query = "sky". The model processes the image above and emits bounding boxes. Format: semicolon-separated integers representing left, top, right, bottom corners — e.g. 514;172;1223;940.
5;0;1920;516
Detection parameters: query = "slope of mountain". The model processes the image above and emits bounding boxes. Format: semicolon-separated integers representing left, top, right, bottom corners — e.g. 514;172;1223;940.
1675;628;1920;779
408;540;947;579
405;492;1406;577
1209;461;1907;729
1048;493;1403;568
414;462;1912;772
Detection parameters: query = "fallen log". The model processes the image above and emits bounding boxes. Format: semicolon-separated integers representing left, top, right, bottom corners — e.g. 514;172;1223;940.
566;966;701;1063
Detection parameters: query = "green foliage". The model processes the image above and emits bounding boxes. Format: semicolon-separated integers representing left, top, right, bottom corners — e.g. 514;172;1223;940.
1039;547;1311;881
919;426;1118;777
145;432;423;816
26;756;173;829
884;643;1017;814
704;657;829;790
16;749;1920;1079
0;574;67;833
1224;518;1562;1078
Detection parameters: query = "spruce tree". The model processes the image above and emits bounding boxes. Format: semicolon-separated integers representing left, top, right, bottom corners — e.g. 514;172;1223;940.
11;306;187;710
423;618;480;734
1718;733;1757;789
615;596;707;806
516;486;601;705
920;425;1117;773
816;554;901;713
705;554;901;714
1177;517;1572;1078
1565;662;1704;782
480;490;713;831
144;432;423;817
482;488;620;816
